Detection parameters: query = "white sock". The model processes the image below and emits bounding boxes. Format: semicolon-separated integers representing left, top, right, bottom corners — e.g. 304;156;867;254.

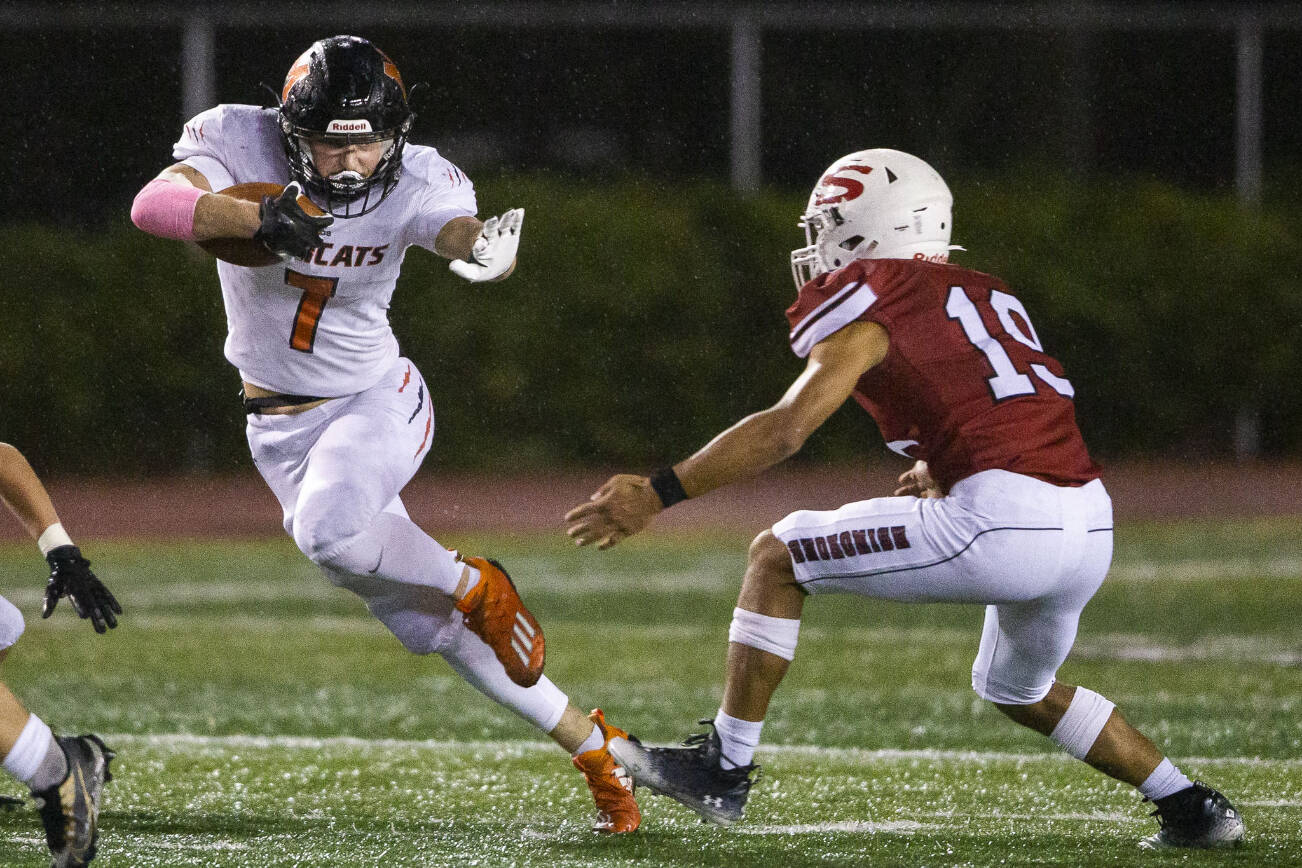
441;629;569;733
572;723;604;756
1138;758;1193;801
3;714;65;790
714;709;763;770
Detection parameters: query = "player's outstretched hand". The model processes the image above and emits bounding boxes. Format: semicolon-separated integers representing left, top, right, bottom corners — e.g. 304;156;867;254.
894;460;944;499
449;208;524;282
43;545;121;634
254;182;333;261
565;473;663;550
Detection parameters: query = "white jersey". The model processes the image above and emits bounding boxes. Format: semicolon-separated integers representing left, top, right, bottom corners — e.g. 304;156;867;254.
173;104;476;396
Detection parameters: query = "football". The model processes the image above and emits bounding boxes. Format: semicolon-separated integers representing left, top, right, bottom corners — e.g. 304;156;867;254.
196;182;326;267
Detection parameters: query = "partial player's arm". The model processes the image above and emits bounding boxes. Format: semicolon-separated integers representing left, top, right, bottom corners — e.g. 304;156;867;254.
132;165;331;260
565;321;890;549
435;216;483;260
0;444;121;633
442;210;523;282
0;443;60;541
134;164;257;241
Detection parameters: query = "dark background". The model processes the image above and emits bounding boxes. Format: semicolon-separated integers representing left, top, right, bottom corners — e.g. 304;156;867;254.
2;3;1300;224
0;1;1299;475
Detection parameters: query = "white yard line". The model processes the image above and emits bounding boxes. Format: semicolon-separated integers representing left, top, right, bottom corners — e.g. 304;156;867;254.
3;555;1298;609
1073;634;1302;665
742;820;936;835
27;610;1299;664
99;733;1302;768
1109;557;1302;582
5;555;1298;609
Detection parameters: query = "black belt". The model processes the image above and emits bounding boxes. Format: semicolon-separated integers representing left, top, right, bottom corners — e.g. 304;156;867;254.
241;390;328;415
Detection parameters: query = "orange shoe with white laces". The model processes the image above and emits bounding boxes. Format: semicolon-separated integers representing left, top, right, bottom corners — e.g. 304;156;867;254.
455;556;545;687
572;708;641;834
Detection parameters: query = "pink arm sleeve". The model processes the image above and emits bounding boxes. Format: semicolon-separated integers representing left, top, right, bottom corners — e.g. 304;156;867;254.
130;178;207;241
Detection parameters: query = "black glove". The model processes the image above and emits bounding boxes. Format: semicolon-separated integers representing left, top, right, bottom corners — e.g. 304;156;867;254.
43;545;121;634
253;181;333;261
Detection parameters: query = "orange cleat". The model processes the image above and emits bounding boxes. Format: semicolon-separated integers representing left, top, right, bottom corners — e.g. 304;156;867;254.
455;556;545;687
572;708;641;834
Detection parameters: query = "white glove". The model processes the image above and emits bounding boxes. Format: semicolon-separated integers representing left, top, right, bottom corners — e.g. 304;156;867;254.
448;208;524;282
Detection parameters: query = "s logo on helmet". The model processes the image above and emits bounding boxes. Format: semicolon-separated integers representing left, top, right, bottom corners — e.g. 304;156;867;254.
814;165;873;206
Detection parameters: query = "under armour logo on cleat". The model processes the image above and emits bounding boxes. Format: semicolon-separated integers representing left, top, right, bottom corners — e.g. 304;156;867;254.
702;796;724;808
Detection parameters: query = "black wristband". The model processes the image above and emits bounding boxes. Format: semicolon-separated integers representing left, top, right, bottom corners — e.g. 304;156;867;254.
648;467;689;509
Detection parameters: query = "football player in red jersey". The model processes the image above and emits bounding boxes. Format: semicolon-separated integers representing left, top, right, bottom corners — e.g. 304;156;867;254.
565;149;1244;848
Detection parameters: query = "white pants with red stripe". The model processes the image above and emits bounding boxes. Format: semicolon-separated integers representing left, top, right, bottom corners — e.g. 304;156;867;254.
772;469;1113;704
246;356;567;732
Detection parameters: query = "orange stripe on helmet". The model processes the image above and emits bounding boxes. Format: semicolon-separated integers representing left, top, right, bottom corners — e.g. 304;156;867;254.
381;55;406;97
281;49;313;103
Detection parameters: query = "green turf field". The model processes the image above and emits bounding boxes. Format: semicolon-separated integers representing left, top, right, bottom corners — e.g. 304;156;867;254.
0;518;1298;866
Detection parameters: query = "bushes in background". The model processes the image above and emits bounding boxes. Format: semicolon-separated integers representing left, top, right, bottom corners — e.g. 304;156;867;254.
1;171;1297;476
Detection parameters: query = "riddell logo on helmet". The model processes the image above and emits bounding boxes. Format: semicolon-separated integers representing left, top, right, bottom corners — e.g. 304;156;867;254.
327;120;373;133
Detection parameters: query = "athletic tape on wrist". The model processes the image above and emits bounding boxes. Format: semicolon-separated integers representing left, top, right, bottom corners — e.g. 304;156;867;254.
1049;686;1115;760
131;178;205;241
728;606;800;661
37;523;74;557
648;467;688;509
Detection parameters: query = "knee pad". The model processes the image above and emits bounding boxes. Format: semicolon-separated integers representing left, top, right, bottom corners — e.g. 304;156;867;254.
292;486;375;572
0;596;25;650
1049;686;1115;759
308;532;381;576
727;607;800;661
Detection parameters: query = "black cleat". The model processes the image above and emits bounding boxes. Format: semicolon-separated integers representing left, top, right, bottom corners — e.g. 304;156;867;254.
1138;781;1245;850
33;734;114;868
607;719;758;825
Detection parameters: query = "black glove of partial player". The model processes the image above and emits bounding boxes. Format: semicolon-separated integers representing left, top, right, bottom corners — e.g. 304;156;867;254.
43;545;121;634
253;181;333;261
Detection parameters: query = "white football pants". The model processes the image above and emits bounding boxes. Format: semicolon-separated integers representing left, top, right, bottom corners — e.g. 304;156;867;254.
0;595;23;651
772;469;1113;704
246;356;567;732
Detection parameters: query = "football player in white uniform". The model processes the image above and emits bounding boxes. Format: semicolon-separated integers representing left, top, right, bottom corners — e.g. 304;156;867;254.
0;442;118;867
130;35;638;834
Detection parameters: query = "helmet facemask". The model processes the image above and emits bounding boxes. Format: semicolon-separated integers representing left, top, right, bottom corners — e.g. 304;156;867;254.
281;118;412;218
790;207;881;289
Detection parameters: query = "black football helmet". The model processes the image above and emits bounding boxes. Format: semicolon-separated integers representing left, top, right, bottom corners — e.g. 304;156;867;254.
279;35;414;218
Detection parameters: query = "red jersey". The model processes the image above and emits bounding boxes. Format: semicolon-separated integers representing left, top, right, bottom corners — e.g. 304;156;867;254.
786;258;1101;491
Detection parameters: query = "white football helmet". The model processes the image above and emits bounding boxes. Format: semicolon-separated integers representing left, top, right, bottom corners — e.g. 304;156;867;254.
790;148;960;288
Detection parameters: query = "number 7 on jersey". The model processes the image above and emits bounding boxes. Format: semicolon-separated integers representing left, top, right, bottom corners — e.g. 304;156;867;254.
284;269;339;353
